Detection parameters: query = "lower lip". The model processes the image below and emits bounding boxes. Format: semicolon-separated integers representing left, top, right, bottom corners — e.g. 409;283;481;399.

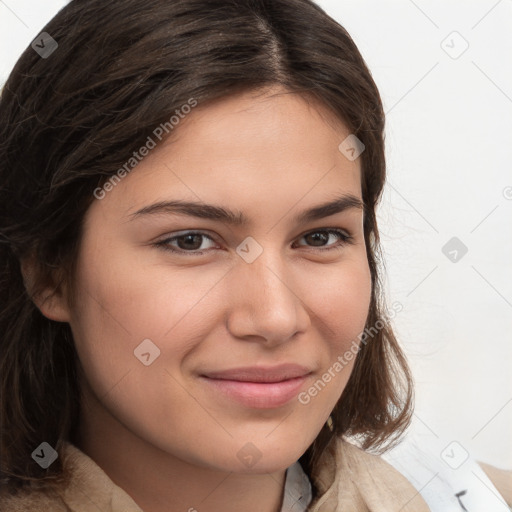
200;375;310;409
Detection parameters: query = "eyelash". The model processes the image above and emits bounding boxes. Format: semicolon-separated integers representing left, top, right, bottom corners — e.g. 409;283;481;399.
153;228;354;256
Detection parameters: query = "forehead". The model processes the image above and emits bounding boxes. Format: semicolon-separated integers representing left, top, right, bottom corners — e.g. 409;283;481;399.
91;87;363;224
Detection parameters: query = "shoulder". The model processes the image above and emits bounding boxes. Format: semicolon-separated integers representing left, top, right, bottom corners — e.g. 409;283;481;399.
1;442;143;512
381;433;512;511
0;442;76;512
336;438;433;499
309;436;432;511
478;461;512;506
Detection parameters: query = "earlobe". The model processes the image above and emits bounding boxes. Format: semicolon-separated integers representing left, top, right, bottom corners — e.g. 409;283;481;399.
20;257;71;323
34;291;72;323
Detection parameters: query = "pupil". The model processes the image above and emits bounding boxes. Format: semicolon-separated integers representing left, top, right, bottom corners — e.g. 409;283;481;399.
180;234;201;250
308;232;327;246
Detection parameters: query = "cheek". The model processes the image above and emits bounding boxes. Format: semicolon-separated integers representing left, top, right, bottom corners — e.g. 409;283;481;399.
310;255;372;395
294;262;371;438
67;252;213;449
313;253;372;346
67;241;227;397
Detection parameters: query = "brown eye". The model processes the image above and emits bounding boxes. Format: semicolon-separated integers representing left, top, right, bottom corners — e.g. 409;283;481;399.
304;231;329;246
154;231;217;254
294;229;353;250
175;234;204;251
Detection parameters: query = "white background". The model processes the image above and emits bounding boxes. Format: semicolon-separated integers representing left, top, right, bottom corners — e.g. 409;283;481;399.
1;0;511;470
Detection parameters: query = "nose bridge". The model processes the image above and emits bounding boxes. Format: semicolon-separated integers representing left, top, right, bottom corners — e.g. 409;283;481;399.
227;242;309;343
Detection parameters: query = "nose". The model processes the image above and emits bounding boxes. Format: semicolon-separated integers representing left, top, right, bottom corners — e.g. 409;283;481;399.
226;248;311;347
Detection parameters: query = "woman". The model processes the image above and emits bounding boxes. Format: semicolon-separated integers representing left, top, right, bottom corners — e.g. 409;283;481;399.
0;1;507;511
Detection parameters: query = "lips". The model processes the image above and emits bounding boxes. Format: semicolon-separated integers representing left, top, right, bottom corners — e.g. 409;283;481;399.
199;364;312;409
200;363;312;383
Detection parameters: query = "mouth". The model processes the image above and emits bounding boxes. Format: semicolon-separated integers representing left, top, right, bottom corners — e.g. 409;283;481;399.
199;364;312;409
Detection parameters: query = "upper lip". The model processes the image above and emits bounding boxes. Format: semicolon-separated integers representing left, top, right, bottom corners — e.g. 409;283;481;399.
201;364;312;383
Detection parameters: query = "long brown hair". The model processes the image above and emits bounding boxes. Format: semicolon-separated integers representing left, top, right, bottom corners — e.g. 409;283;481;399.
0;0;413;496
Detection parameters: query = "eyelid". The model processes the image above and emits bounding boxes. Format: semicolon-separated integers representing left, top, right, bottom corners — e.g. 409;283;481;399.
295;225;352;240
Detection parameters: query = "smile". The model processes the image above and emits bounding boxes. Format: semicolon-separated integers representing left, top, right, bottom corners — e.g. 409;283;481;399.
199;364;312;409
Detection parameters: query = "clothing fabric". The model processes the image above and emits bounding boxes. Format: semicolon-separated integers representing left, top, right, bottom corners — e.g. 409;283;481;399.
0;436;432;511
307;436;431;511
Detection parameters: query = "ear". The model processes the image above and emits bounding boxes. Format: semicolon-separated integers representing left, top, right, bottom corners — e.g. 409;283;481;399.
20;256;72;323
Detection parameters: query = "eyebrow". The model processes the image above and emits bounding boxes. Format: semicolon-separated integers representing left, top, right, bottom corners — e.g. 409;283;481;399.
128;193;364;226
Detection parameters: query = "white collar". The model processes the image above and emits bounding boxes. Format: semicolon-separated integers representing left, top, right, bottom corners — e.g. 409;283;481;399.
280;461;313;511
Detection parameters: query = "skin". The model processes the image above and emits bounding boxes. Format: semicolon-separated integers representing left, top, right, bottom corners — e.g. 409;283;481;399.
27;86;372;512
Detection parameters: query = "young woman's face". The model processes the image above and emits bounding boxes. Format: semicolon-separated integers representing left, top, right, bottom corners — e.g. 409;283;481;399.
65;87;372;473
